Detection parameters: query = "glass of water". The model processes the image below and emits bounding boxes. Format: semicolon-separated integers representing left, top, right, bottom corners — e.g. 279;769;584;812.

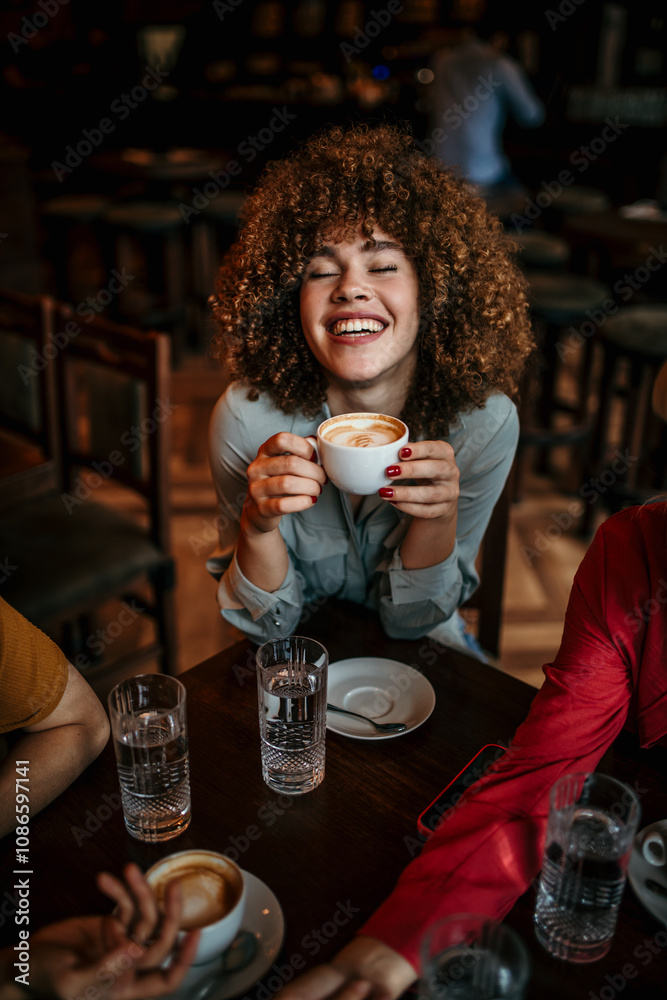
108;674;191;842
420;914;530;1000
534;771;641;963
256;635;328;795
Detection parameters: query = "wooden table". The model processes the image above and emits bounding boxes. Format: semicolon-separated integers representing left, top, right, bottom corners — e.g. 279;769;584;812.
563;209;667;280
1;600;666;998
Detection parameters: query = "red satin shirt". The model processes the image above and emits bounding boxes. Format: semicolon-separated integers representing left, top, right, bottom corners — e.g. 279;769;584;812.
361;503;667;969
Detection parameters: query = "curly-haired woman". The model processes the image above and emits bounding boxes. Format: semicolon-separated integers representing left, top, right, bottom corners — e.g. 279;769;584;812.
206;122;534;652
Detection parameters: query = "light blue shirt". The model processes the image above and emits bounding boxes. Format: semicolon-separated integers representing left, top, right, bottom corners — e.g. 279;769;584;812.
207;382;518;646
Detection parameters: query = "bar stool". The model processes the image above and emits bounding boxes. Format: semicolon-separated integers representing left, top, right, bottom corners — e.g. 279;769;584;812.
190;190;246;347
502;230;571;270
543;185;612;234
39;195;112;302
192;191;246;291
99;201;189;362
516;271;611;497
585;304;667;519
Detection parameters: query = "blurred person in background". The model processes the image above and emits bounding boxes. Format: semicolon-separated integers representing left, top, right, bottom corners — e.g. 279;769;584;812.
425;12;545;219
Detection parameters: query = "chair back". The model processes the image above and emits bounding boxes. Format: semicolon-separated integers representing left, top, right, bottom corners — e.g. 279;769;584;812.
54;304;172;550
0;290;60;509
461;471;512;660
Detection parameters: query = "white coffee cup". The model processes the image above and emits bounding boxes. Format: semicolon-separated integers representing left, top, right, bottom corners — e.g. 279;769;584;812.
307;412;409;495
146;849;246;965
642;829;667;867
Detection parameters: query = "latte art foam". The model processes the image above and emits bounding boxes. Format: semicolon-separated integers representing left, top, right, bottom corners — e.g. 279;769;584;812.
322;421;401;448
152;860;240;930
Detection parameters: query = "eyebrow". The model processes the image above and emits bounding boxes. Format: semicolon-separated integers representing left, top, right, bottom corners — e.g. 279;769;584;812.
310;240;405;259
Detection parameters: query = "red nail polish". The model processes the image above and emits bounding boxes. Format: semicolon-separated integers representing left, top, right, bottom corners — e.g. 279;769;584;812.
311;495;318;504
310;449;318;463
400;447;412;459
379;487;394;498
386;466;401;478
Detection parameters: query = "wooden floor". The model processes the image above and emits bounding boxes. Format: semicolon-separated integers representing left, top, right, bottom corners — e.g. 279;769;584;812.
162;353;604;693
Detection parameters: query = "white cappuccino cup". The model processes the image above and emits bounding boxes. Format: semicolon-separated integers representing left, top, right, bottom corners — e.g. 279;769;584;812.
307;412;409;495
642;828;667;867
146;849;246;965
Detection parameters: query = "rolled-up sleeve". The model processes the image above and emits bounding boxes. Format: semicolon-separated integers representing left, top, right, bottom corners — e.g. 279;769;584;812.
207;386;304;641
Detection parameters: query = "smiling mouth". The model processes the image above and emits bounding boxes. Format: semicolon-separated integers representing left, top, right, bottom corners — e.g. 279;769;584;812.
329;318;387;337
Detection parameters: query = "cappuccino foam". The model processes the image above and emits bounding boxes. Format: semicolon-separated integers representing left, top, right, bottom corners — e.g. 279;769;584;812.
151;859;240;930
322;419;402;448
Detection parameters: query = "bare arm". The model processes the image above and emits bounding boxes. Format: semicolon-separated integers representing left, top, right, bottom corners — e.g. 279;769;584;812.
0;663;110;838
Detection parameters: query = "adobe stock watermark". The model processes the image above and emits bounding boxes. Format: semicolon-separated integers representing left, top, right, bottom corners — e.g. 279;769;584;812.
545;0;588;31
71;790;123;846
17;270;135;385
241;900;361;1000
178;106;297;223
0;558;18;584
340;0;404;63
404;741;516;859
509;117;629;231
416;74;502;157
555;246;667;367
213;0;245;19
611;577;667;644
68;600;146;673
51;67;170;181
520;449;638;565
588;918;666;999
7;0;70;53
218;793;295;864
60;398;179;513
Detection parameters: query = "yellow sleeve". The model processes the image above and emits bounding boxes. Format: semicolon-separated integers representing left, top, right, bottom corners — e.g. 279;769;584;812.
0;597;69;733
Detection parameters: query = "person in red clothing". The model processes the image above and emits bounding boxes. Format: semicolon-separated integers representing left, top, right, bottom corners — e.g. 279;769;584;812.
279;501;667;1000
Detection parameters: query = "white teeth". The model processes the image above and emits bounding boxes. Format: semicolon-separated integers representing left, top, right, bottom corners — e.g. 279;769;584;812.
331;319;385;335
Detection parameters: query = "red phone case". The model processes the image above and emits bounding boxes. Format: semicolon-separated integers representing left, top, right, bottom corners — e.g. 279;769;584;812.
417;743;506;836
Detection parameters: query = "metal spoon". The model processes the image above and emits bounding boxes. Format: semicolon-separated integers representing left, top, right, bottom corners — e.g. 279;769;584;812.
327;703;407;733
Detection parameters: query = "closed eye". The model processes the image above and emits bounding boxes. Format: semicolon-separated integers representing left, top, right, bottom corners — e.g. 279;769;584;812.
370;266;397;273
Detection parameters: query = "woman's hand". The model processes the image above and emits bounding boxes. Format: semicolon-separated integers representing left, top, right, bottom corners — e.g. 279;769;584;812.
277;937;417;1000
242;433;327;536
17;863;199;1000
379;441;459;521
378;442;459;571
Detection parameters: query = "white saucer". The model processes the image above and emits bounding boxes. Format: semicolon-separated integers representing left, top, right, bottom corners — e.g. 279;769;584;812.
165;870;285;1000
628;819;667;926
326;657;436;740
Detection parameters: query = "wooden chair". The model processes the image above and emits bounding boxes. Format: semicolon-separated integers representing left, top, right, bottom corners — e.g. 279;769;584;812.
0;290;60;511
0;294;178;680
460;470;513;660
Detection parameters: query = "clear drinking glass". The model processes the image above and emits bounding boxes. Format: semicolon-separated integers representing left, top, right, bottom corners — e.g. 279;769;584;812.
108;673;191;842
256;635;328;795
420;914;530;1000
534;771;641;963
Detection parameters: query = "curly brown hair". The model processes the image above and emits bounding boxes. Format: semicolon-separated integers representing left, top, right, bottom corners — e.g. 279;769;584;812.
210;121;534;439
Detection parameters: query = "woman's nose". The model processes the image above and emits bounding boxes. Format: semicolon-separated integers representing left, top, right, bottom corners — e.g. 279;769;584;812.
332;268;372;301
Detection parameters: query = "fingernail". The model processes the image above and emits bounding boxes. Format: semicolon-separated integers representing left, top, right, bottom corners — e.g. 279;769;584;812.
324;473;329;484
400;447;412;459
310;449;318;463
379;487;394;498
311;495;318;504
386;466;401;478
